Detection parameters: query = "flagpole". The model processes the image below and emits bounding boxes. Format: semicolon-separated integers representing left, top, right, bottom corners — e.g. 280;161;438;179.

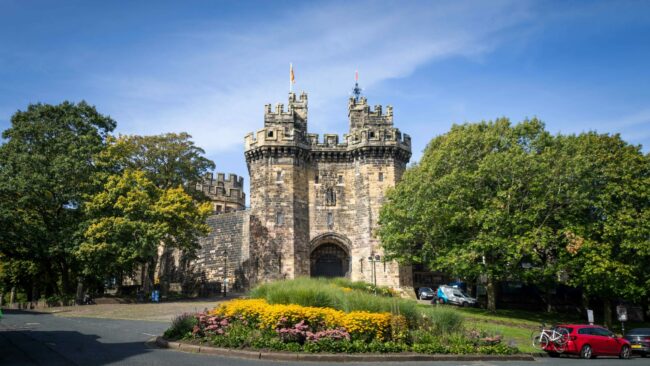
289;63;293;93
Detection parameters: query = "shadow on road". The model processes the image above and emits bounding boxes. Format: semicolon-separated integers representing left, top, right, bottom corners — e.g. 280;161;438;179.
0;327;154;365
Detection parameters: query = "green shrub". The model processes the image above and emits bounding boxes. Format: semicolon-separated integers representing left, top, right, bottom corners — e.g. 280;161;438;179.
303;339;354;353
477;343;518;355
415;306;464;335
445;334;475;354
163;313;197;340
412;342;447;354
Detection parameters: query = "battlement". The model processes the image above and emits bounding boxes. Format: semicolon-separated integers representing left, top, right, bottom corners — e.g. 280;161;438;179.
246;92;410;161
348;96;393;131
264;92;308;131
306;128;411;150
244;126;310;150
197;172;246;212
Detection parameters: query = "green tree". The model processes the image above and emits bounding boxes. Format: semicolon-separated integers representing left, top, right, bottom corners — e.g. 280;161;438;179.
87;133;216;293
97;133;215;199
0;102;115;298
558;133;650;326
78;169;212;293
379;119;572;311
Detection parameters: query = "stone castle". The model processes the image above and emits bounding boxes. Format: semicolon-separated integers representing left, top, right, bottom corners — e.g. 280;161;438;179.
188;91;414;292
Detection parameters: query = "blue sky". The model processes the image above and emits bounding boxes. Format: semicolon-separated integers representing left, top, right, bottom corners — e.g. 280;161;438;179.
1;0;649;198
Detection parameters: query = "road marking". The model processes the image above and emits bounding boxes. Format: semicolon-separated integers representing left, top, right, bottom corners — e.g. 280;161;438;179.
142;332;157;336
25;322;40;326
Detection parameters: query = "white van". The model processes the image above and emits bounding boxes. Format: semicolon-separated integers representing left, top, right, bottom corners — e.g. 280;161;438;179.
435;285;477;307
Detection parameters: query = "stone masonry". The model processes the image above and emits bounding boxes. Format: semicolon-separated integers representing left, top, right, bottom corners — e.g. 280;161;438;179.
243;92;413;289
188;91;414;292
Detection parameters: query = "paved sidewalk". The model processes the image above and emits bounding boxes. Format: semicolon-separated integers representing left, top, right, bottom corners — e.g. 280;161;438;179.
31;296;239;322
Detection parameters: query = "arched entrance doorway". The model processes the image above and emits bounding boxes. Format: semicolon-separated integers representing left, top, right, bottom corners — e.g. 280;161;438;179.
309;233;351;278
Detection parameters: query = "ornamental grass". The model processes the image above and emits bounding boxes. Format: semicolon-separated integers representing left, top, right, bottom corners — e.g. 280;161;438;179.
249;277;416;320
248;277;461;334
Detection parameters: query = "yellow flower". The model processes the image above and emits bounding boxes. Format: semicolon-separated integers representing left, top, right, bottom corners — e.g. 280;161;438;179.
211;298;405;341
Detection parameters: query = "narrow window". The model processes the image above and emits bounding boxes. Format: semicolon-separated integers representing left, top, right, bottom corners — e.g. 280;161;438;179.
276;171;282;182
278;254;282;273
276;212;284;225
315;174;319;184
338;175;343;184
267;130;274;138
369;131;375;138
325;188;336;206
360;258;364;273
327;212;333;229
378;172;384;182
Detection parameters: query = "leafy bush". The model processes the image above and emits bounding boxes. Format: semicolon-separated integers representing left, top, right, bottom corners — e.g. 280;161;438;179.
477;343;518;355
163;313;197;340
415;306;464;335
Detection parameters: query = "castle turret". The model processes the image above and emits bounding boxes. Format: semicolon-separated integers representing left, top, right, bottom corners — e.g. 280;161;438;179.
196;172;246;213
245;92;311;284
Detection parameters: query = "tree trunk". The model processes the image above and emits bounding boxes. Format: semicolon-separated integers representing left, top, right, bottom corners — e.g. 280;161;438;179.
581;290;590;312
142;262;151;295
486;277;497;312
604;299;613;328
10;286;16;305
60;260;71;295
545;286;553;313
0;290;4;306
467;280;475;297
75;277;84;305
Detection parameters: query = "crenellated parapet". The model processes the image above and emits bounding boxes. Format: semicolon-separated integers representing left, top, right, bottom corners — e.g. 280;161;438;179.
264;91;308;132
348;96;393;130
197;172;246;213
245;92;410;163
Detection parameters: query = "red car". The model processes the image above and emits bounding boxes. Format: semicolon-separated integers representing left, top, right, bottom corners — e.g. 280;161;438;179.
543;324;631;359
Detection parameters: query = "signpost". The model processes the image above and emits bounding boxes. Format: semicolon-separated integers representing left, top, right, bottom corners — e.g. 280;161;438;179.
587;309;594;325
617;305;627;334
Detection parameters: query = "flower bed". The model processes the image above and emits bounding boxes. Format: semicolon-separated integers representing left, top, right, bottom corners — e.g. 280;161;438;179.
165;298;518;355
212;299;400;341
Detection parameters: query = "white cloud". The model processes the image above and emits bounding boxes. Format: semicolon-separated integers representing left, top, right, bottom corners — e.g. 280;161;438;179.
93;0;537;153
592;108;650;145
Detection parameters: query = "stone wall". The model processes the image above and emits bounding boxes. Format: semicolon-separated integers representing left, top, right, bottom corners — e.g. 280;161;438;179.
191;210;249;290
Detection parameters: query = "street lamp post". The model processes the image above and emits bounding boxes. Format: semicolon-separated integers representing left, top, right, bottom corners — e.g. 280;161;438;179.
223;249;228;298
368;252;381;293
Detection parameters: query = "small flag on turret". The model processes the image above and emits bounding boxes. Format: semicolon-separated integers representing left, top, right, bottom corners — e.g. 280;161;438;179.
290;63;295;92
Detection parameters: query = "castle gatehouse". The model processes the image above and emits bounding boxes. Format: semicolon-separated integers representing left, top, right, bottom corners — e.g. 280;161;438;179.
188;91;414;292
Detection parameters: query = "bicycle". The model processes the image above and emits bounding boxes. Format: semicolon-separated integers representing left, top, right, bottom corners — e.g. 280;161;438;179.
531;323;569;353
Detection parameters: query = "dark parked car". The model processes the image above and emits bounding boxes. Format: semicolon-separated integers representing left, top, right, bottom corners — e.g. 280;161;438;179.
417;287;435;300
543;324;631;359
624;328;650;357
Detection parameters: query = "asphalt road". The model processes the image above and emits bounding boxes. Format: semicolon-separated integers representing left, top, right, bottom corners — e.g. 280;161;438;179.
0;309;647;366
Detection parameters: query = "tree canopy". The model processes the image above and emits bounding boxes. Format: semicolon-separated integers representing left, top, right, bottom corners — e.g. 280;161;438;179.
0;101;116;297
0;102;216;301
379;118;650;316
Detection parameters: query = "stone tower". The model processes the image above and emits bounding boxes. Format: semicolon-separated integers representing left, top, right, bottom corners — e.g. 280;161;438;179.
196;172;246;213
245;92;412;289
